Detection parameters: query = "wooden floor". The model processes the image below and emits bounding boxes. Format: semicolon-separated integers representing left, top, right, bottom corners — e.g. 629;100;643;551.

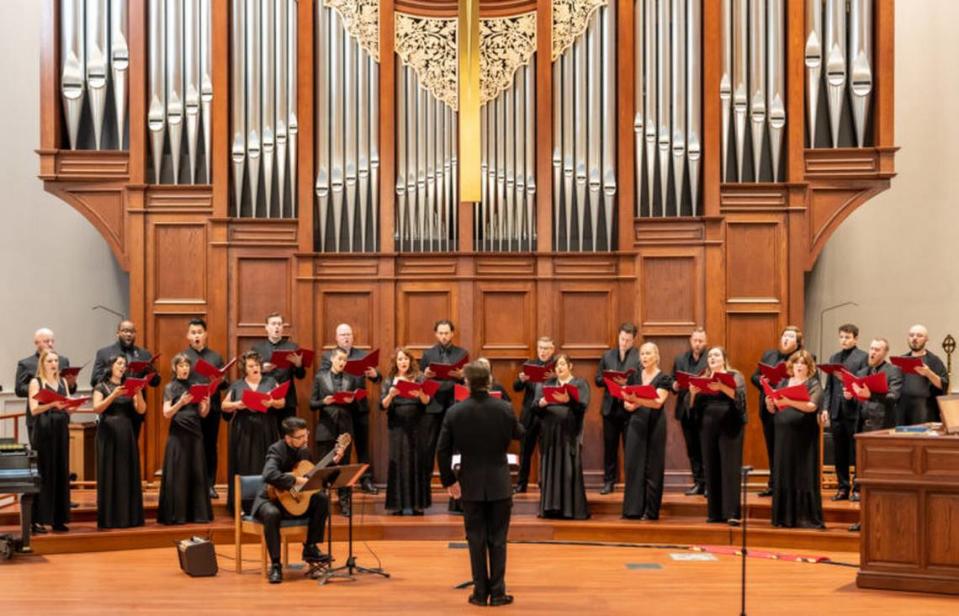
0;487;863;554
1;541;955;615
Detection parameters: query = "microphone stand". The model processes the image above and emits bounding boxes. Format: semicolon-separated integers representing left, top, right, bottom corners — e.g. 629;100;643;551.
739;465;753;616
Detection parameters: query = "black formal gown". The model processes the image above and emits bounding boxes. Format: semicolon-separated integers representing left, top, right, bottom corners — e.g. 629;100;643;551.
95;381;145;528
157;379;213;525
772;377;825;528
622;372;673;519
32;380;71;527
694;372;747;522
224;378;281;513
535;378;590;520
382;377;432;513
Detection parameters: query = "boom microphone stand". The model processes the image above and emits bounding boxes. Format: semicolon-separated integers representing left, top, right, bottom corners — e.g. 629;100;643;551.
739;465;753;616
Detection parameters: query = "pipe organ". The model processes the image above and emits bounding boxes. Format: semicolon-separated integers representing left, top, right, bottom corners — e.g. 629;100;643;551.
39;0;897;484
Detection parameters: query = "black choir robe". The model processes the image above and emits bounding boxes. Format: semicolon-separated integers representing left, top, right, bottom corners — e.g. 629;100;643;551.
250;337;307;427
94;380;145;528
771;377;824;528
15;352;74;444
896;351;949;425
223;377;282;513
91;341;160;440
534;378;591;520
157;379;213;525
857;361;903;433
183;346;230;489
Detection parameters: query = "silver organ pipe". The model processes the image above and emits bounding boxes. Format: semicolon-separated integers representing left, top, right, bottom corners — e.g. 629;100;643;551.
634;0;701;215
62;0;128;151
148;0;166;182
315;2;379;249
200;0;212;183
807;0;873;148
185;0;201;184
231;0;297;215
287;1;298;213
720;0;786;182
587;14;602;250
166;0;184;184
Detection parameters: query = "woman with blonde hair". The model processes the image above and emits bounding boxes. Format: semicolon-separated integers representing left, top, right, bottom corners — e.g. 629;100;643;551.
27;349;74;532
767;350;825;528
690;347;746;523
622;342;673;520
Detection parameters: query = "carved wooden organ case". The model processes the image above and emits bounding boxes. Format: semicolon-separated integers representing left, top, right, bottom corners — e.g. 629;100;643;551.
38;0;896;482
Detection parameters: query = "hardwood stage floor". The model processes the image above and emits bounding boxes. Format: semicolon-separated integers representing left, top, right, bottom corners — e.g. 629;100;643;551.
0;541;954;615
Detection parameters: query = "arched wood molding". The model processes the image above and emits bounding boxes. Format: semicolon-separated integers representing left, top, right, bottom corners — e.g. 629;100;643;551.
44;182;130;271
804;180;891;271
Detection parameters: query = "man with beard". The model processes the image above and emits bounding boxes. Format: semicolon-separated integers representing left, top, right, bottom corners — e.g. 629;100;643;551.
672;327;709;496
750;325;802;497
821;324;868;501
895;324;949;426
511;337;556;494
91;321;162;438
420;320;470;467
318;323;381;494
181;318;231;499
595;323;641;495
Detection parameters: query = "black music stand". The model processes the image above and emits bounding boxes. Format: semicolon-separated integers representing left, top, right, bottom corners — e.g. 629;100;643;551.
316;463;390;584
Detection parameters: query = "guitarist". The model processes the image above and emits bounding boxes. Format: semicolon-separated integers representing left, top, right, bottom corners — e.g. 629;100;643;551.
252;417;342;584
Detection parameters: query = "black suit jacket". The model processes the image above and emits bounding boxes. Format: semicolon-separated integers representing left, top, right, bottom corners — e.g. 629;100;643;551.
319;347;382;414
251;338;307;411
595;347;640;417
857;361;903;430
673;349;708;420
823;347;869;421
182;346;230;417
251;440;313;516
437;392;524;502
91;341;161;388
15;352;74;431
419;343;469;414
750;348;792;418
309;369;365;442
512;356;553;425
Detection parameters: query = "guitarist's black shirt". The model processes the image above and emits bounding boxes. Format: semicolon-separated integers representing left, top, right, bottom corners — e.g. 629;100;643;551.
251;440;312;516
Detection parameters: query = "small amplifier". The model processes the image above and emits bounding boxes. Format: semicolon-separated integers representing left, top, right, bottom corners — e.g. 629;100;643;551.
176;536;218;577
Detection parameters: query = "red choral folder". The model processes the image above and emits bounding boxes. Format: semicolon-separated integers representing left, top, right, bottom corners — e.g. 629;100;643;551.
269;348;316;369
60;365;85;379
241;390;272;412
818;363;846;376
603;368;636;382
603;378;658;401
761;379;811;403
889;355;924;373
757;362;789;384
128;353;161;373
454;384;503;402
690;372;736;394
195;357;237;380
329;389;368;405
32;389;89;409
344;349;380;376
520;362;555;383
840;370;889;400
394;379;441;399
674;371;697;390
122;377;149;396
187;378;222;402
543;384;580;404
428;355;470;380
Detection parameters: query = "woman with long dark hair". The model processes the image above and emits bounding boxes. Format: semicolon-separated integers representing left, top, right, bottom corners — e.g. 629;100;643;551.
91;355;146;528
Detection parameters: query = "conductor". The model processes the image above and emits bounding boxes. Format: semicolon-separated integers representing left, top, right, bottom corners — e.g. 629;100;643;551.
437;361;524;607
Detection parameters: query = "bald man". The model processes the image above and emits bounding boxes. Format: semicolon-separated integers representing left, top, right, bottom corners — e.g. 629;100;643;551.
895;325;949;425
318;323;382;494
15;328;75;446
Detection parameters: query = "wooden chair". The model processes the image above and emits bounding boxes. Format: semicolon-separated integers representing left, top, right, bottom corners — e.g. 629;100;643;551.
234;475;308;576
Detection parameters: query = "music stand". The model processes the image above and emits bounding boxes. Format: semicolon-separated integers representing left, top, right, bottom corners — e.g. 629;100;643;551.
316;464;391;584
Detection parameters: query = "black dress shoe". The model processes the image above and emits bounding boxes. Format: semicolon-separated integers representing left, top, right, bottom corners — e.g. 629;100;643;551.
30;523;48;535
302;543;331;564
758;488;773;497
831;490;850;501
411;509;425;516
599;482;614;495
70;502;79;509
468;594;488;607
360;478;379;495
268;563;283;584
849;522;861;532
340;501;352;517
490;595;514;607
685;484;706;496
52;524;69;532
850;491;861;502
513;483;528;494
208;487;219;500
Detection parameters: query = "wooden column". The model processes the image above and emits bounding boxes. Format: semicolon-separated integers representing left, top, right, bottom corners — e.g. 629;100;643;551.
297;0;315;253
535;0;553;252
702;0;721;217
379;0;397;253
616;0;635;250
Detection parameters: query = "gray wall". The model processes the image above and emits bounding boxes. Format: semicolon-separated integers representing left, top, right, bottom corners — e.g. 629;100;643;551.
804;0;959;380
0;0;128;437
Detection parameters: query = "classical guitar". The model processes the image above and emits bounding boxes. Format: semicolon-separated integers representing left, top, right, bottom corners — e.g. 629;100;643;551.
267;433;351;516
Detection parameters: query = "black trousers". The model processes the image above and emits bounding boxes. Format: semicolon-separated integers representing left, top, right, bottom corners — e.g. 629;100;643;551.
701;406;744;521
200;407;220;488
602;409;630;484
678;408;704;486
462;499;512;600
351;410;373;480
255;494;329;564
760;406;775;488
831;415;859;492
516;413;541;487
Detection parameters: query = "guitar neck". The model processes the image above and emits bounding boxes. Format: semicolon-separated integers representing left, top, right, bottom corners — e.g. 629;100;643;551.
303;447;340;480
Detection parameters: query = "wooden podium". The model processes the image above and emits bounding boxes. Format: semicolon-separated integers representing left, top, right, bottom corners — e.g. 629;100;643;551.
856;426;959;594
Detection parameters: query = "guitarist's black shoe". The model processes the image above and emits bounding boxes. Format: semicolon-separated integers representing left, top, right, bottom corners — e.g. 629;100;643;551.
268;563;283;584
360;477;379;495
302;544;331;564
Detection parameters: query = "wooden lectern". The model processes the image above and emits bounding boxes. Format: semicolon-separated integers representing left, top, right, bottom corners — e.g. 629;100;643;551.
856;426;959;594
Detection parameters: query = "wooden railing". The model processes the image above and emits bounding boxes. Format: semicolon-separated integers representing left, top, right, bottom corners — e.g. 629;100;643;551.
0;411;26;443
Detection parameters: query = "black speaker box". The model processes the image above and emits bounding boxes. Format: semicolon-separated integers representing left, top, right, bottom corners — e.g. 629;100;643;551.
176;536;218;577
